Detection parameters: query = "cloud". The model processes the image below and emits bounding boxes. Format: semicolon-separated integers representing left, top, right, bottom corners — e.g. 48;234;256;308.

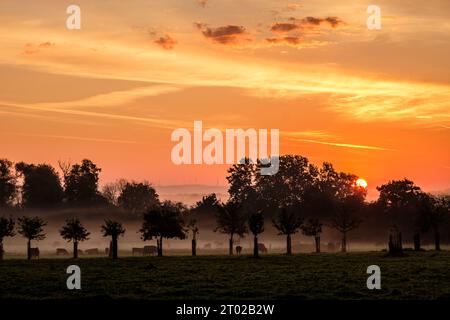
290;138;393;151
301;16;343;28
154;35;177;50
270;16;344;34
271;22;299;33
196;0;208;8
196;24;247;44
23;42;55;55
266;36;303;45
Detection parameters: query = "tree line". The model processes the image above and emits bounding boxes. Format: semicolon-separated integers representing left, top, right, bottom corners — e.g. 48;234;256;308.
0;156;449;260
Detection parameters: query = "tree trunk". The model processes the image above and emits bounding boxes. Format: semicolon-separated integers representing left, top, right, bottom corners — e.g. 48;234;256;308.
413;232;421;251
0;241;3;261
109;241;113;258
229;235;234;256
253;236;258;258
112;236;118;259
192;239;197;256
73;241;78;259
315;235;320;253
434;228;441;251
341;233;347;252
27;239;31;260
158;237;163;257
286;234;292;255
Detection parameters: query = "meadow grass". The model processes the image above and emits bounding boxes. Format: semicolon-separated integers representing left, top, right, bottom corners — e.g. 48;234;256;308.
0;251;449;300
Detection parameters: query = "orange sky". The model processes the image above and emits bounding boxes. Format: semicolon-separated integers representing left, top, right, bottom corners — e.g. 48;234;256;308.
0;0;449;199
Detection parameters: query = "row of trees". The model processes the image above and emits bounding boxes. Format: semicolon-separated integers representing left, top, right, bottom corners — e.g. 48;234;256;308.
1;155;449;258
0;158;160;212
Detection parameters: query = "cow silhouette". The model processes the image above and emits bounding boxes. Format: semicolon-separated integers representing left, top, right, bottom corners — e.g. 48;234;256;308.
258;243;268;254
132;247;144;256
143;245;157;256
30;247;39;259
56;248;69;256
85;248;99;255
236;246;242;255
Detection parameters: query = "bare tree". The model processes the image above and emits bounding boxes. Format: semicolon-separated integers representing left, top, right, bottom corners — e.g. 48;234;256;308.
272;206;303;255
329;195;363;252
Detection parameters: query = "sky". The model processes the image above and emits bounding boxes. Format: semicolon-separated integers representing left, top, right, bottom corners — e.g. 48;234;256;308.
0;0;449;199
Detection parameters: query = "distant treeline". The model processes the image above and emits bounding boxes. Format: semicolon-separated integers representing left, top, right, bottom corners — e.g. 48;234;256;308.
0;156;449;258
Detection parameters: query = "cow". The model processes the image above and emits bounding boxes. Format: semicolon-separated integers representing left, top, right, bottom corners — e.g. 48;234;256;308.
143;245;158;256
258;243;268;254
132;247;144;256
56;248;69;256
30;247;39;259
85;248;99;255
327;242;336;252
235;246;242;255
203;243;212;249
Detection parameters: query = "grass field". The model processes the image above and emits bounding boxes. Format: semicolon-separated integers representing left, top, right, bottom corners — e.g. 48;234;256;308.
0;251;449;300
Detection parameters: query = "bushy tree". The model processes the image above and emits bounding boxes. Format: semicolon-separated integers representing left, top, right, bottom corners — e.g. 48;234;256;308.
301;218;322;253
17;216;47;260
0;216;15;260
60;218;90;259
118;182;159;216
248;211;264;257
140;202;186;256
65;159;102;205
329;195;363;252
272;206;303;255
215;202;248;256
0;159;16;207
101;220;125;259
15;162;63;207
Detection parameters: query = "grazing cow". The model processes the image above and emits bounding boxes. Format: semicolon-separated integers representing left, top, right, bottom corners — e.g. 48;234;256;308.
327;242;336;252
85;248;99;255
30;247;39;259
235;246;242;255
56;248;69;256
132;247;144;256
143;245;158;256
258;243;268;254
203;243;212;249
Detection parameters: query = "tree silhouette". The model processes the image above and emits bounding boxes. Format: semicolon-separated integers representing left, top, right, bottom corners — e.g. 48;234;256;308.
0;159;17;208
301;218;323;253
272;206;303;255
17;216;47;260
64;159;102;205
192;193;220;216
248;211;264;257
256;155;317;215
60;218;90;259
0;216;15;261
377;179;422;253
15;162;63;208
140;202;186;256
215;202;247;256
187;219;199;256
118;182;159;217
421;195;449;251
101;220;125;259
329;195;363;252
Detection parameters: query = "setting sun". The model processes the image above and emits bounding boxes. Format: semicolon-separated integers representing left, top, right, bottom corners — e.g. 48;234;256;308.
356;178;368;188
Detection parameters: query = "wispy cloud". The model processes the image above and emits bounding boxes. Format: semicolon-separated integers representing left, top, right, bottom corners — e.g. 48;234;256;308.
10;133;139;145
289;137;394;151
